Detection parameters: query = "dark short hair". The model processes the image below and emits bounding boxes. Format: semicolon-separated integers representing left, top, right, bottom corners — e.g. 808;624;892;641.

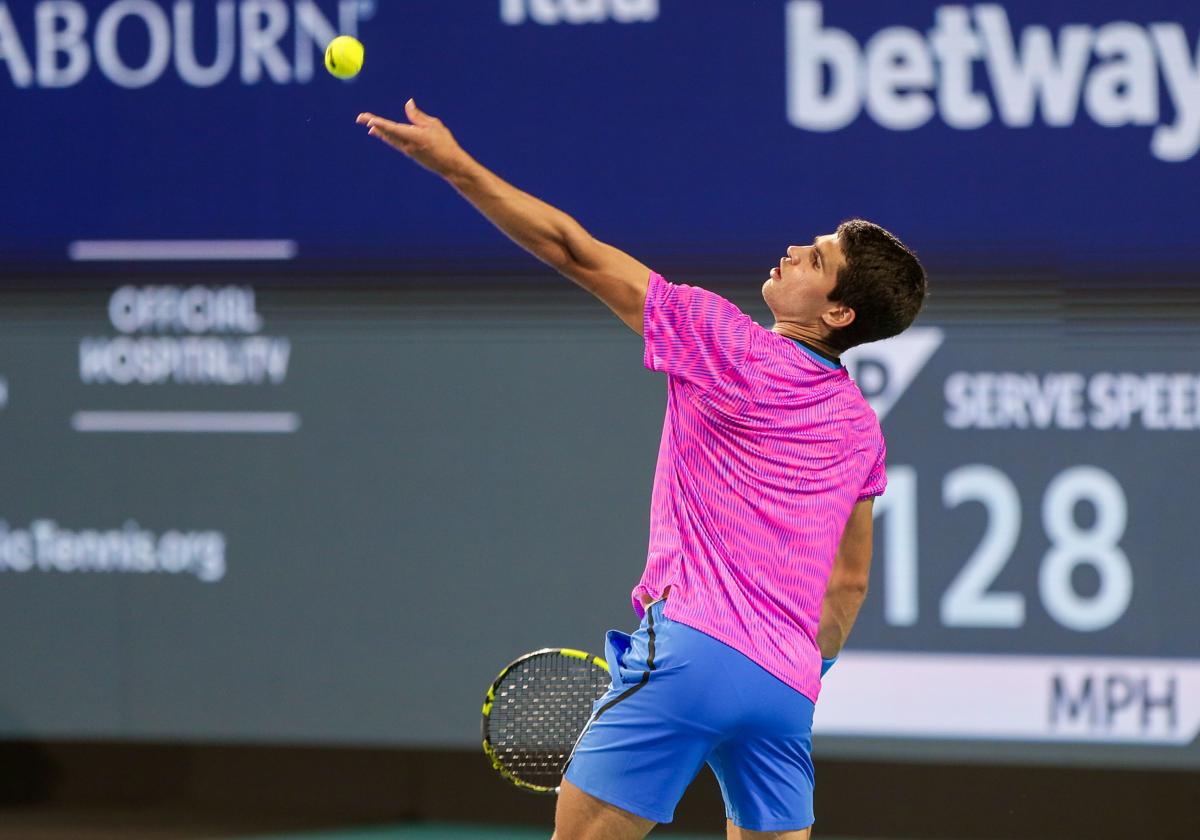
826;219;927;351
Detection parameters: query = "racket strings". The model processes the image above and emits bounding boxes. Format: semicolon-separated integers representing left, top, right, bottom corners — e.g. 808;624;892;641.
487;654;611;787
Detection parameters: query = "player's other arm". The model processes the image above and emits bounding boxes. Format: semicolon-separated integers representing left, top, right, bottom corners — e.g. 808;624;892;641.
357;100;649;335
816;497;874;660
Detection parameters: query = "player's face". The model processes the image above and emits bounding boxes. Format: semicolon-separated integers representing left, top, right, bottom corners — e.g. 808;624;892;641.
762;233;848;324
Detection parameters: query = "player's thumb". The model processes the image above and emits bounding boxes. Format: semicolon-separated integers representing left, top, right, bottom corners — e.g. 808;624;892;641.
405;98;432;126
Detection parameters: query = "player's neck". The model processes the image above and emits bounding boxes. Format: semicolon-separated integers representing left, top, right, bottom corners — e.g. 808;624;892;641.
771;324;841;361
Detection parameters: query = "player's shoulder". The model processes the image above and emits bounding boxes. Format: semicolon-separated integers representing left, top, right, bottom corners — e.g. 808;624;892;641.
836;373;885;436
653;273;756;318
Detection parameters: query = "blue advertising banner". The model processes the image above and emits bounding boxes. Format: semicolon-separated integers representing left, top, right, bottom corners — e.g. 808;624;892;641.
2;1;1198;275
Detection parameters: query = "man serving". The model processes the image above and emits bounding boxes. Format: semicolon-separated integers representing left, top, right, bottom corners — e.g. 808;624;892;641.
358;100;927;840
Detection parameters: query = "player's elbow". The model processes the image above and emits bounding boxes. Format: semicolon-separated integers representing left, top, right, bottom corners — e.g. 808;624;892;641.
547;217;596;269
827;569;870;601
538;240;579;274
842;578;870;601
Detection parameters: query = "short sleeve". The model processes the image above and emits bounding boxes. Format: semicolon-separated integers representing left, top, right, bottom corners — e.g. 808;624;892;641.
642;272;754;391
858;438;887;500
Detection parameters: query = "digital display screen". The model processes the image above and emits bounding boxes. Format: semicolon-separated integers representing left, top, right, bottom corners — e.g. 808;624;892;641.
0;279;1196;770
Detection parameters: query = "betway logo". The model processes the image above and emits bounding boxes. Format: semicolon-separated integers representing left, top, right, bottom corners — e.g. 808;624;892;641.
843;327;944;422
0;1;367;89
787;2;1200;162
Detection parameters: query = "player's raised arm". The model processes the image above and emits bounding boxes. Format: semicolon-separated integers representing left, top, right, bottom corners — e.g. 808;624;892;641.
357;100;650;334
816;497;874;660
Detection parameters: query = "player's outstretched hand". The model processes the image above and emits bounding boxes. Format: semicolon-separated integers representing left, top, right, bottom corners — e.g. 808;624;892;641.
357;100;469;177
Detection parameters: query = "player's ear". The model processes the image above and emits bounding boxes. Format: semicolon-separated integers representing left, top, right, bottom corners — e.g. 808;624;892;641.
822;302;855;331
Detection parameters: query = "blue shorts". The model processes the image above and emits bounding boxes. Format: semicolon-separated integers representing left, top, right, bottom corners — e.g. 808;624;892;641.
563;601;816;832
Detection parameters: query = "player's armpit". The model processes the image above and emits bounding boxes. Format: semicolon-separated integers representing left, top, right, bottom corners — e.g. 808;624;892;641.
554;238;651;336
816;497;874;659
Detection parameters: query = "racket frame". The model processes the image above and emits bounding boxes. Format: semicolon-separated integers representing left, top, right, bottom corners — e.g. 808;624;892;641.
481;647;610;795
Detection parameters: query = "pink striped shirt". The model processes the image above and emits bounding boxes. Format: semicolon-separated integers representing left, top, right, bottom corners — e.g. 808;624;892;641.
634;272;886;702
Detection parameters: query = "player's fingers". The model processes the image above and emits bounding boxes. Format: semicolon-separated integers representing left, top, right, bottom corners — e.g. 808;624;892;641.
405;98;434;126
367;121;418;153
365;116;416;138
360;113;401;131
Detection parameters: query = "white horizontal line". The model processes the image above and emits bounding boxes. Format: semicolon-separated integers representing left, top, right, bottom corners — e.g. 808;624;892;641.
68;240;298;261
72;411;300;434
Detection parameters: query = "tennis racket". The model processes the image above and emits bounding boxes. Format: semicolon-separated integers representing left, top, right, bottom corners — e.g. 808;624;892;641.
481;647;611;794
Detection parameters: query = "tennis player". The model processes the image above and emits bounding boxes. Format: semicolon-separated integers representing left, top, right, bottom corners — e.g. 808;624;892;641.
358;100;927;840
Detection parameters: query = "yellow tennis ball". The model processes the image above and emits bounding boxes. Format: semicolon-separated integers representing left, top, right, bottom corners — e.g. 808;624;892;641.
325;35;364;79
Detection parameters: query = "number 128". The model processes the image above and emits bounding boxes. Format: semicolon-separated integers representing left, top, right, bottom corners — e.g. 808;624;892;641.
875;465;1132;632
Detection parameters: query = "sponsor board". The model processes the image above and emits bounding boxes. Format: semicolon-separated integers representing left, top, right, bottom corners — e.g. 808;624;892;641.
0;519;226;582
787;2;1200;162
0;294;1195;758
844;327;944;422
79;284;295;397
499;0;658;26
818;652;1200;745
0;0;369;88
2;2;1197;274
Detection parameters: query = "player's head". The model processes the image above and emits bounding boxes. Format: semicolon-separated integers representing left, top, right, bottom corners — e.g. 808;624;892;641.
763;219;926;352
